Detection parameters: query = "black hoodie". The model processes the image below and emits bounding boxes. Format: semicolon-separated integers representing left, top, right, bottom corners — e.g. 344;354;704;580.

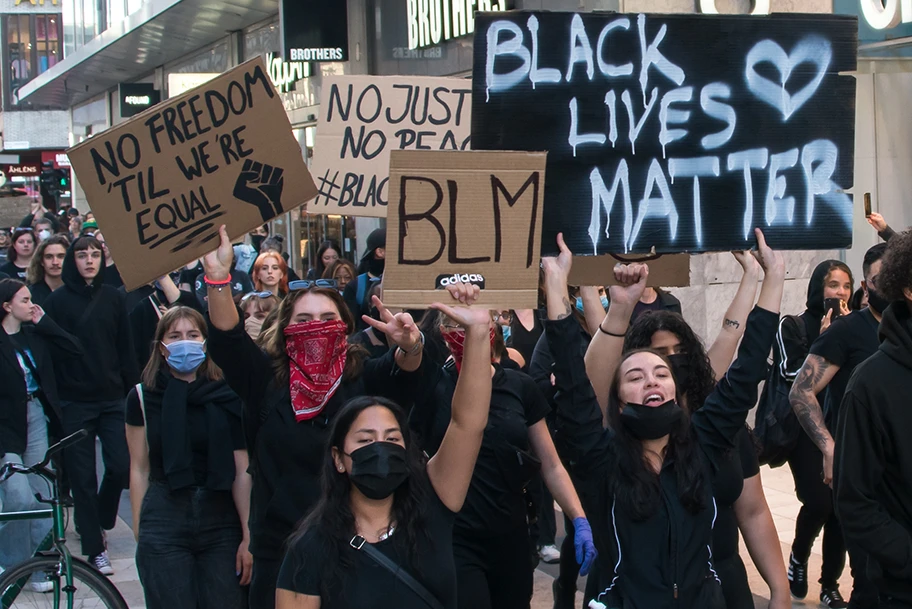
835;300;912;603
43;244;139;401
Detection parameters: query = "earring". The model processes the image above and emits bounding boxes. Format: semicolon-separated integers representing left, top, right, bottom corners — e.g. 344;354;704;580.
338;466;344;472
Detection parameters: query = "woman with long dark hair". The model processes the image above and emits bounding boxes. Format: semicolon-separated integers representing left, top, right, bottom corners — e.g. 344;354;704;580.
0;228;37;279
306;240;341;281
276;295;493;609
542;230;784;609
0;279;81;589
202;226;431;609
584;254;789;609
126;306;252;609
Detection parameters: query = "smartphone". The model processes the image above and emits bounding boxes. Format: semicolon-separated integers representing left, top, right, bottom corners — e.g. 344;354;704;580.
864;192;872;217
824;298;843;320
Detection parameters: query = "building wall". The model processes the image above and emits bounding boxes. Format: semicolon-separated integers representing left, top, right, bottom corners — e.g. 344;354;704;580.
0;109;68;148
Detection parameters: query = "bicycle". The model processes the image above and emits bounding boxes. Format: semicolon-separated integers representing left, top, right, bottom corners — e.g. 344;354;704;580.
0;430;128;609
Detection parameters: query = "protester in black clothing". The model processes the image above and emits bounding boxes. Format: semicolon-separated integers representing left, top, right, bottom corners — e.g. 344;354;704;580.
791;244;890;609
0;279;81;587
94;231;124;288
344;229;385;330
126;306;252;609
542;229;784;609
275;287;494;609
385;307;595;609
0;228;36;279
591;262;788;609
127;274;202;372
26;235;68;306
202;225;429;609
769;259;854;602
507;309;543;370
43;236;138;574
835;229;912;608
324;258;356;294
0;231;10;266
306;240;341;281
190;261;255;310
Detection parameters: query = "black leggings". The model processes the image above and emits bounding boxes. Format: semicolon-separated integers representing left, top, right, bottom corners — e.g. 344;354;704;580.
715;553;754;609
454;524;534;609
787;429;846;585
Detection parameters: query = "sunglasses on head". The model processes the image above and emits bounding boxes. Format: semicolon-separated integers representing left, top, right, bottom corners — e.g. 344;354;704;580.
240;291;274;304
288;279;338;291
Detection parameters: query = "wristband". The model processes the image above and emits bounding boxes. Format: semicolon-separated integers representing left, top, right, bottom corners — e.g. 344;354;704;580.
204;275;232;287
398;331;425;357
598;324;626;338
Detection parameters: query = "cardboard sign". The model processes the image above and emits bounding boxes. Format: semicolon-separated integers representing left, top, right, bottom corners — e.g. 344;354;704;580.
383;150;547;309
471;12;858;255
568;253;691;287
67;57;317;291
309;75;472;218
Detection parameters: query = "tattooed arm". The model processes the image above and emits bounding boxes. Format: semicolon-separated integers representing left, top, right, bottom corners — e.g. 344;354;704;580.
706;252;761;380
789;354;841;484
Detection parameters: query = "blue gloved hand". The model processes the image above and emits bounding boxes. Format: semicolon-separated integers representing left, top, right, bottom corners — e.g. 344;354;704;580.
572;517;597;576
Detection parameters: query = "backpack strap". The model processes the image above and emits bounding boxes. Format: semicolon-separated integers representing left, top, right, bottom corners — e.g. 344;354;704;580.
355;273;369;310
135;383;150;454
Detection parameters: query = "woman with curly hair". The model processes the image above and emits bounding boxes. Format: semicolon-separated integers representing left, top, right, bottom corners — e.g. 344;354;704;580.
583;251;789;609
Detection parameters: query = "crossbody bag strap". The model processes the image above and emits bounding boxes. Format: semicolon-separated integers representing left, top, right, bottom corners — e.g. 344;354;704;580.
136;383;150;454
349;536;445;609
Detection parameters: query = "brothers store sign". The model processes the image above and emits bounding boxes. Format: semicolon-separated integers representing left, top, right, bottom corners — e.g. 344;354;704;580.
471;12;858;255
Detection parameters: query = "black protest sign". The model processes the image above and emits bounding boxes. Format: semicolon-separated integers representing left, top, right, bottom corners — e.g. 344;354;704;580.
383;150;547;310
68;57;317;291
471;12;858;255
309;75;472;218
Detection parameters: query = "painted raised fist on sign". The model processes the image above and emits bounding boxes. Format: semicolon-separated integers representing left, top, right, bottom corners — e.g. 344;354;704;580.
233;159;285;222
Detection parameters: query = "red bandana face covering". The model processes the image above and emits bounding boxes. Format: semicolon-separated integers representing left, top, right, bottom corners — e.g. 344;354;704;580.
284;320;349;421
440;327;496;372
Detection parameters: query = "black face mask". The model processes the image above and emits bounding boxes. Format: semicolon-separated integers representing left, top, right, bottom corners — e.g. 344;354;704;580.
368;257;385;278
251;235;266;252
346;442;409;500
866;286;890;315
620;400;683;440
666;354;692;390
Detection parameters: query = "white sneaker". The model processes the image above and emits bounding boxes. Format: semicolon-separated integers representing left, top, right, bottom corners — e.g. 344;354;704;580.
28;581;54;593
90;551;114;576
539;544;561;564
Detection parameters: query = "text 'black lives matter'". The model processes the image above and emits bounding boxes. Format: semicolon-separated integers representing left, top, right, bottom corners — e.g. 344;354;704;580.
471;11;858;255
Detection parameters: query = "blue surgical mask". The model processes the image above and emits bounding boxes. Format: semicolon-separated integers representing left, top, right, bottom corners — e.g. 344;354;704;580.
501;325;512;345
575;296;610;313
162;339;207;373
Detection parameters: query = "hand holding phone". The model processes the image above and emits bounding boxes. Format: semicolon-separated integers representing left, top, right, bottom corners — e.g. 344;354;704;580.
824;298;844;321
864;193;872;217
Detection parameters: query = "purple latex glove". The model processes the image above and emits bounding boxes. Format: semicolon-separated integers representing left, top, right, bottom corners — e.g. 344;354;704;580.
573;517;597;576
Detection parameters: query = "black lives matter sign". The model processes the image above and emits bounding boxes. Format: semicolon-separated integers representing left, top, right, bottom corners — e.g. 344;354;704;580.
471;12;858;255
68;58;317;291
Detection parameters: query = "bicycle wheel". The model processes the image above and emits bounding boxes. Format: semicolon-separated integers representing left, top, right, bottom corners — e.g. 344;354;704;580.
0;555;128;609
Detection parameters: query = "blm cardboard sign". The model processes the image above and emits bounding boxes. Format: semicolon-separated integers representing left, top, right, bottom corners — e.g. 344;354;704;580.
383;150;546;309
68;57;317;290
471;12;858;256
309;75;472;218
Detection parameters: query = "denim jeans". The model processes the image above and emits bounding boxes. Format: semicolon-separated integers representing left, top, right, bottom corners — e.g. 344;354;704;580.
60;399;129;557
136;481;244;609
0;399;52;576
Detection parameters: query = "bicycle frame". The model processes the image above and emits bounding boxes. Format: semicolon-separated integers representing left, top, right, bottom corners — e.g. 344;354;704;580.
0;471;76;608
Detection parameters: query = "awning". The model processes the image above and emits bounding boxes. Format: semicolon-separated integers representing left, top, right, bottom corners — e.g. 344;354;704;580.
17;0;279;108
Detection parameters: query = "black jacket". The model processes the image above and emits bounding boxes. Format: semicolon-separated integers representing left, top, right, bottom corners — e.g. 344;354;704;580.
28;280;55;307
547;306;778;609
835;301;912;604
43;245;139;401
0;315;82;456
207;318;418;559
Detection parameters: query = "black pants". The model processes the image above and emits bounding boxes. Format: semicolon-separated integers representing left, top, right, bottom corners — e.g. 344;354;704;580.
454;524;534;609
845;538;879;609
558;514;580;591
787;429;846;585
248;555;282;609
136;482;244;609
61;399;129;558
715;553;754;609
532;475;556;547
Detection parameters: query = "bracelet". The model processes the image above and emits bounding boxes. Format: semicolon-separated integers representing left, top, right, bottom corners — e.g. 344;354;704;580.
204;275;232;287
598;324;627;338
398;331;425;357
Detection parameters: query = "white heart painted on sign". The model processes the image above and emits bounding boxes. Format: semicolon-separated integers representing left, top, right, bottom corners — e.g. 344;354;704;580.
745;36;832;121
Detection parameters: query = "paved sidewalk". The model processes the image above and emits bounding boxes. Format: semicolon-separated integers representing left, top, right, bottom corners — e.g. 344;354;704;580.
88;464;849;609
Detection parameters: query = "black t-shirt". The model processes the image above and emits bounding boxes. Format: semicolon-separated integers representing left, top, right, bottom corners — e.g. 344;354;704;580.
808;308;880;429
0;261;27;280
409;365;551;533
508;312;544;369
125;382;245;486
277;491;457;609
710;426;761;561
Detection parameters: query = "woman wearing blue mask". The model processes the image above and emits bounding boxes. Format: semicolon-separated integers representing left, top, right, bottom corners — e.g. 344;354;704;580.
125;306;252;609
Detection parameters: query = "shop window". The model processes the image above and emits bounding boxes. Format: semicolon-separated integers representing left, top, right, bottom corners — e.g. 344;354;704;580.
3;14;64;110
